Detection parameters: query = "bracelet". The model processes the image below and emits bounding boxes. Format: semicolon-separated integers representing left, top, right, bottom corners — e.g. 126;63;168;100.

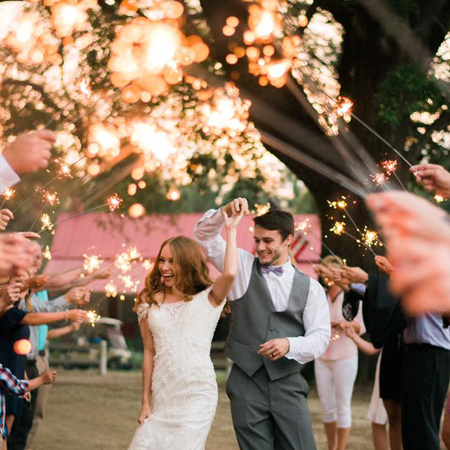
65;311;69;322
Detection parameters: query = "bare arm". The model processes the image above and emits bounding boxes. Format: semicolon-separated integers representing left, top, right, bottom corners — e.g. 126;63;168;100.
209;211;243;307
21;309;86;326
47;323;79;340
344;327;380;356
138;319;154;424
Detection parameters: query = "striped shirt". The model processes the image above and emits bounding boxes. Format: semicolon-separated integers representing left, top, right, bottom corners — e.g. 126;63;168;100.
0;364;29;438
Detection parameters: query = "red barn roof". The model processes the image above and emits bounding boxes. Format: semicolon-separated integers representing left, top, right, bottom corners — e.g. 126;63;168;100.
44;212;321;294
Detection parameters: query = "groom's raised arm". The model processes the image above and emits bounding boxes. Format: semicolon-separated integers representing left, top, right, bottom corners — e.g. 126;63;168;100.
194;207;253;301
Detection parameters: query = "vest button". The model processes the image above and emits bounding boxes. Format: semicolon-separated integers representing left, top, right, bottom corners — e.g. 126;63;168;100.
272;313;277;316
270;327;274;331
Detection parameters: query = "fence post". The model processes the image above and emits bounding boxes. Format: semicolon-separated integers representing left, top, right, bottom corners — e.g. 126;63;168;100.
100;340;108;376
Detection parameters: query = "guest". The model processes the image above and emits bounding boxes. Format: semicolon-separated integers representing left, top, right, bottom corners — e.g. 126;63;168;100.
314;255;364;450
344;327;389;450
0;280;86;447
0;364;56;450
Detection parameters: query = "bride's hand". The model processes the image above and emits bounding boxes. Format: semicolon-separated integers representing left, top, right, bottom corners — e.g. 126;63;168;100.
222;209;244;230
138;403;152;424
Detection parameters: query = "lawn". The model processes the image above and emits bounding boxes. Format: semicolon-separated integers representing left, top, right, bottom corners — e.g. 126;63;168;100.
29;369;380;450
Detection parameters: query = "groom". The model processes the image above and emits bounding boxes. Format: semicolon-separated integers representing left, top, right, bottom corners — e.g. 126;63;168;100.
194;197;330;450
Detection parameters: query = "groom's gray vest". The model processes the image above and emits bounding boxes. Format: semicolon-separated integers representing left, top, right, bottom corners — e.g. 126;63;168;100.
225;259;310;381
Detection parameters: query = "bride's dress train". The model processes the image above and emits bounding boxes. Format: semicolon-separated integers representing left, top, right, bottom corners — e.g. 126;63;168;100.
128;287;224;450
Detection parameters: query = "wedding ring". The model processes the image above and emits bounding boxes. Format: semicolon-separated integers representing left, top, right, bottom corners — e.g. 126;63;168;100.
271;352;275;357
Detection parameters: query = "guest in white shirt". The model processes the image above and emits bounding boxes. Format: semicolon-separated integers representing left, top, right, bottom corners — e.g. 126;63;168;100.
194;197;330;450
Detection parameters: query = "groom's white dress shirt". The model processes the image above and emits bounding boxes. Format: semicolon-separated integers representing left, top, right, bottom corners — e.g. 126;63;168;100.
0;155;20;191
194;208;331;365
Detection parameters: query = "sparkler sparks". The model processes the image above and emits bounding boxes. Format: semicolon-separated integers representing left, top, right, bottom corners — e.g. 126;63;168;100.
42;190;60;206
83;254;103;274
330;221;346;235
370;173;387;186
254;203;271;216
335;96;354;118
86;310;100;326
434;195;446;203
105;281;118;298
362;228;381;248
58;162;73;178
2;188;16;200
43;245;52;260
295;219;310;231
40;214;54;231
328;198;348;209
381;159;398;175
107;194;123;212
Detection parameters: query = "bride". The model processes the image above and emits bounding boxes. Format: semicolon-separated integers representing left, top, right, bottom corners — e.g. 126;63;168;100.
128;209;243;450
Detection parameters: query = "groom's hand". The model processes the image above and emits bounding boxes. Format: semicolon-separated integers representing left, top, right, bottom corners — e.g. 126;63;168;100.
223;198;250;217
258;338;290;361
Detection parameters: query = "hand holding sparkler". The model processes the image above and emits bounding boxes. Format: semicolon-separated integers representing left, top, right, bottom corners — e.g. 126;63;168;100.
410;163;450;199
2;280;23;305
342;266;369;285
64;287;91;306
65;309;87;323
367;190;450;315
3;130;56;174
0;209;14;231
374;255;395;276
24;275;50;291
223;197;250;217
0;234;35;278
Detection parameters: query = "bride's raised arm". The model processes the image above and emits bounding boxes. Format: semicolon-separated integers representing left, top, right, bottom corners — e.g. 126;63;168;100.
138;317;155;424
208;209;243;307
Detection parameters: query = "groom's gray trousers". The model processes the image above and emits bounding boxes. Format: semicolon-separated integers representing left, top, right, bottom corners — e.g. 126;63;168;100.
226;364;316;450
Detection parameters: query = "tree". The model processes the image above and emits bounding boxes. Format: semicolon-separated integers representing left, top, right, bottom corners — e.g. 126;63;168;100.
1;0;449;264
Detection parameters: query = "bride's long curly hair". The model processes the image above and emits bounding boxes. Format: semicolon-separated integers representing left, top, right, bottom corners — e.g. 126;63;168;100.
135;236;213;310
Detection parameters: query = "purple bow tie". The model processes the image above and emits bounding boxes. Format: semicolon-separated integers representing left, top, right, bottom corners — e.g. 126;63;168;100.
261;265;284;277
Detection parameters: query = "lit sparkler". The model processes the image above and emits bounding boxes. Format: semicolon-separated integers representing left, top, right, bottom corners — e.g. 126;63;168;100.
40;214;54;231
2;188;16;201
254;203;271;216
142;259;153;271
42;190;60;206
83;254;103;274
58;162;73;178
43;245;52;260
335;96;354;118
381;160;398;176
107;194;123;211
362;228;382;248
295;219;311;231
434;195;446;203
86;310;100;326
370;173;387;186
105;281;118;298
330;221;346;235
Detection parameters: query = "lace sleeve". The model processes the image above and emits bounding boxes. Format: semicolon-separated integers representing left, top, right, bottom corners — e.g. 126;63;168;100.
136;303;150;323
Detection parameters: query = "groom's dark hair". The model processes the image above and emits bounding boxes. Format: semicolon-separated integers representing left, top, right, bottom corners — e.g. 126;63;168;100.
253;210;295;241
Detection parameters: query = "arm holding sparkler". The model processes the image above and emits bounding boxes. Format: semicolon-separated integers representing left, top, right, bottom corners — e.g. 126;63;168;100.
0;234;35;278
410;163;450;199
46;269;111;292
366;190;450;315
208;209;243;307
194;198;253;301
2;130;55;177
20;309;86;326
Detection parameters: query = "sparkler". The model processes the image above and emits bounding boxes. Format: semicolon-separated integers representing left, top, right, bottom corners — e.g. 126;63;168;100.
434;195;446;203
105;281;118;298
254;202;271;216
83;254;103;274
107;194;122;212
40;194;125;234
335;96;354;118
43;245;52;260
370;173;387;186
40;214;54;231
330;221;346;235
86;310;100;326
0;188;16;209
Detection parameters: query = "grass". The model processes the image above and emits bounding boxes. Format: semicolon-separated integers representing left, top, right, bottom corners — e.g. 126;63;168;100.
28;369;397;450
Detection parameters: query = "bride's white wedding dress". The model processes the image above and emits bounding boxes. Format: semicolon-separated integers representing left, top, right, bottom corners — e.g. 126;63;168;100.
128;287;224;450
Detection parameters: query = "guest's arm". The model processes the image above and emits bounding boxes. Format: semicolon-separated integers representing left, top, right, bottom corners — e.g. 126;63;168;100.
21;309;86;325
